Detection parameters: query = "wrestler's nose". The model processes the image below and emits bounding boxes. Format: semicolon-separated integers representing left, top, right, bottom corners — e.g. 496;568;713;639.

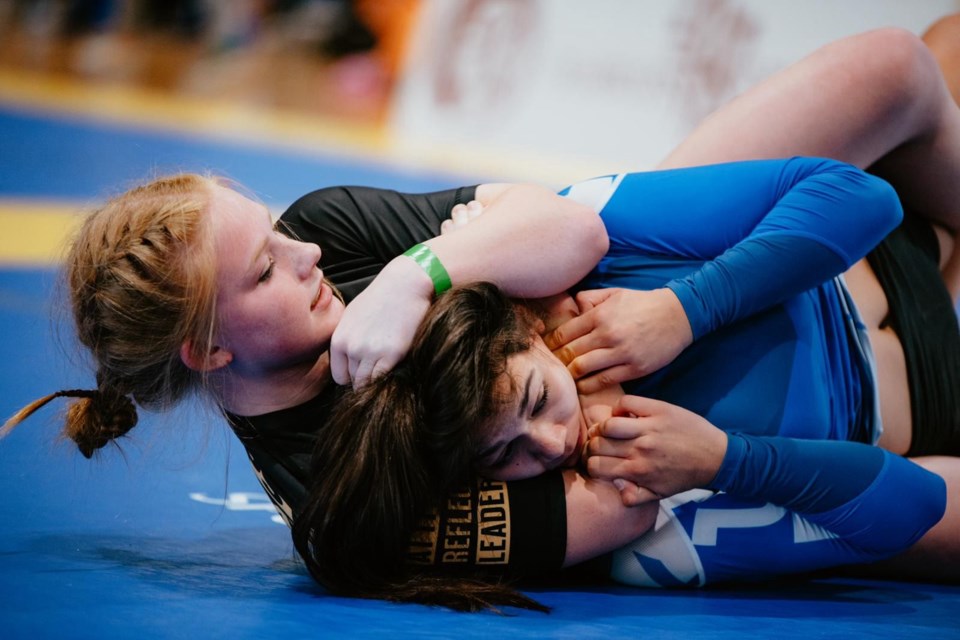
295;241;322;279
531;422;567;467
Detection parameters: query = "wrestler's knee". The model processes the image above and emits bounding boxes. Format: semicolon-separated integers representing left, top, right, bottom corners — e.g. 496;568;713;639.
858;28;943;116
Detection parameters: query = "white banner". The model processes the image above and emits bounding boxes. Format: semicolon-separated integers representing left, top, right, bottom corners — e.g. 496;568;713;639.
391;0;959;183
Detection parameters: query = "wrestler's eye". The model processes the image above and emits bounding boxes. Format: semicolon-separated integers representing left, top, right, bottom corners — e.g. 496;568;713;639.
532;382;549;417
258;258;275;284
492;440;517;469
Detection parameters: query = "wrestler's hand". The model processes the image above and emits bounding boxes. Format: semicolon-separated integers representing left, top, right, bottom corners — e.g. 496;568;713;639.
584;395;727;507
544;287;693;394
330;255;433;387
440;200;484;235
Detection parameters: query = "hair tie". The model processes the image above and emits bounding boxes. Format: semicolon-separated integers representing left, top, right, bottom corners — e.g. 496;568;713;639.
62;387;139;458
55;389;99;400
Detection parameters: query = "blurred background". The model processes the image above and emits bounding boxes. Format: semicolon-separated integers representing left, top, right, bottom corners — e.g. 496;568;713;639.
0;0;410;121
2;0;957;186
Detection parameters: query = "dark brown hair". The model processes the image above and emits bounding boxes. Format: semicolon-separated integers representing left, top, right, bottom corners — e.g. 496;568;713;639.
292;283;546;612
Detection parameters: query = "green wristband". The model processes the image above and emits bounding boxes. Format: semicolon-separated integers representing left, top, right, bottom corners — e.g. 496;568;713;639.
403;243;452;295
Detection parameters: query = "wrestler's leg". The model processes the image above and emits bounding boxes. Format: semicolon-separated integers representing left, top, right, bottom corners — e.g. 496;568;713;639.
659;27;960;234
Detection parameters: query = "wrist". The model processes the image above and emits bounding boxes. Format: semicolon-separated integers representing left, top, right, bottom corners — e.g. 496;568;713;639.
402;243;452;296
385;253;436;301
702;429;729;488
660;287;694;348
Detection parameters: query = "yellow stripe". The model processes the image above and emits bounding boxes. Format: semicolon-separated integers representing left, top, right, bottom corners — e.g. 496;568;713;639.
0;203;81;265
0;68;389;159
0;69;605;185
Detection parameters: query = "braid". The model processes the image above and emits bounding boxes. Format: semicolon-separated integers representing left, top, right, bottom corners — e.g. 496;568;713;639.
2;383;137;458
3;173;219;457
65;373;139;458
67;174;218;410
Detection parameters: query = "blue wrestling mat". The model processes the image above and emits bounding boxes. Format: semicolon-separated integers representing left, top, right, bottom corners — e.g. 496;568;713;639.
1;100;958;639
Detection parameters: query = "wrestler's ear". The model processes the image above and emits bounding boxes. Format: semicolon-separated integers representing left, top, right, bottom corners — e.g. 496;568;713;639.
533;316;546;335
180;340;233;372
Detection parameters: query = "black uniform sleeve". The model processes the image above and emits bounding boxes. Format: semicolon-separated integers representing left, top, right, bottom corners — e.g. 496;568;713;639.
279;185;477;302
407;472;568;577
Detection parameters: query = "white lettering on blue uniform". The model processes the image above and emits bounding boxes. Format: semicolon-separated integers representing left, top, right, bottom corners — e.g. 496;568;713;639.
610;489;839;588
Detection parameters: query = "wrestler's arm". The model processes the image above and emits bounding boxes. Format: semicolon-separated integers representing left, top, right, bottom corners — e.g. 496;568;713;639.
657;158;902;340
303;184;607;386
550;158;904;387
588;396;946;584
608;443;947;587
281;183;605;298
562;470;659;567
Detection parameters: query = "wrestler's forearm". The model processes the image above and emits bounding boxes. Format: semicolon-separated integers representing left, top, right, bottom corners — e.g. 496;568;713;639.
424;184;609;298
562;470;659;567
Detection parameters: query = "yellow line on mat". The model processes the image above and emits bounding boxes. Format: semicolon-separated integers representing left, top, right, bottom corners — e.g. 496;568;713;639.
0;68;389;159
0;68;600;185
0;203;81;265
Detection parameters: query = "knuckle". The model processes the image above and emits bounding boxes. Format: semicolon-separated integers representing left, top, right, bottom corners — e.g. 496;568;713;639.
584;436;599;456
585;457;602;477
550;327;566;345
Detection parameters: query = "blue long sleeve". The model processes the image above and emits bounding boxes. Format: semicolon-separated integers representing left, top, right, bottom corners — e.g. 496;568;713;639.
667;159;901;339
584;158;903;340
710;433;945;556
608;435;945;588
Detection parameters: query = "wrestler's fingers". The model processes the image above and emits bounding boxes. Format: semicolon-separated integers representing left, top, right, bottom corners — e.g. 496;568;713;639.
352;358;377;389
575;364;636;394
451;206;470;229
551;335;598;367
565;342;623;378
585;453;635;481
596;415;652;440
330;348;350;386
542;311;596;352
613;394;670;418
583;434;637;458
573;288;617;313
368;357;395;386
612;479;660;507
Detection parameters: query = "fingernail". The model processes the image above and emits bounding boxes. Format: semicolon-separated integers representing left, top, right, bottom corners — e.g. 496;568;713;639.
612;479;626;491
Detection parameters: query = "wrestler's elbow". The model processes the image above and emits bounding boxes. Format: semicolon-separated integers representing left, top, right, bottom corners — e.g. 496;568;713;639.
562;471;658;567
563;196;609;262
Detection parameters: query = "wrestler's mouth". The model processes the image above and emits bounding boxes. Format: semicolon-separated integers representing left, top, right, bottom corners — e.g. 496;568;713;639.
311;279;328;311
561;423;587;469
